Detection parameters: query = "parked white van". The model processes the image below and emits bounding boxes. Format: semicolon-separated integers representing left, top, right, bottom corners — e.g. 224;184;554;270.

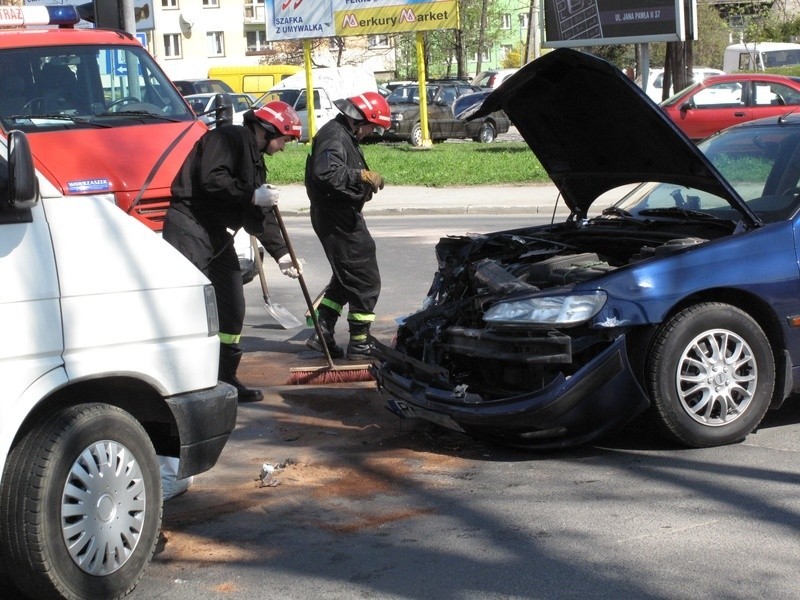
255;66;378;141
723;42;800;73
0;130;238;599
636;67;724;102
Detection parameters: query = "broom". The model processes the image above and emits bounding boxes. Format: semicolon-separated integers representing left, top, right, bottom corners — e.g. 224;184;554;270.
271;206;375;385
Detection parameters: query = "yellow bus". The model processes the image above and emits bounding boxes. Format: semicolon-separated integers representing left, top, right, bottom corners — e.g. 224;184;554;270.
207;65;302;97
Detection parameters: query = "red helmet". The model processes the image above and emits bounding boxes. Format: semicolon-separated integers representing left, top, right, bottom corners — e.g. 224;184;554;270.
335;91;391;132
251;101;302;140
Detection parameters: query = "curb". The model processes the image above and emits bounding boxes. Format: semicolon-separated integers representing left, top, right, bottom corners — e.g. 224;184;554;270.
278;205;571;218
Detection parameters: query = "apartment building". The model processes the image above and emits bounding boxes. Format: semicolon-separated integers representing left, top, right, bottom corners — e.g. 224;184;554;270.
145;0;395;82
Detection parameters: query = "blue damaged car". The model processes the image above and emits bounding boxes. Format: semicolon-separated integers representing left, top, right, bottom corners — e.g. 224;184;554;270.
371;48;800;449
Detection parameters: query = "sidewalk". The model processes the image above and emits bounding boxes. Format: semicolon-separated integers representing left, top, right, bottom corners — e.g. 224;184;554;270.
277;182;632;217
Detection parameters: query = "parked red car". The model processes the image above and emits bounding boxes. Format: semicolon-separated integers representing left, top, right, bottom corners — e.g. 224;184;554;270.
660;73;800;140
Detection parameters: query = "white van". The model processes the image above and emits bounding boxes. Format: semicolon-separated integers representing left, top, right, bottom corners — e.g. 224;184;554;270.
723;42;800;73
637;67;725;102
0;130;237;599
255;66;378;141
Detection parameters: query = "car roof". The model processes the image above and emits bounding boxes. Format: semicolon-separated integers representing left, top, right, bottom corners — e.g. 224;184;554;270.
471;48;755;223
0;26;140;48
692;73;800;83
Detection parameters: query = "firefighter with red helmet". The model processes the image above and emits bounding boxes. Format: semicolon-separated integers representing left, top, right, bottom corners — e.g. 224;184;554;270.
304;90;391;360
164;100;303;402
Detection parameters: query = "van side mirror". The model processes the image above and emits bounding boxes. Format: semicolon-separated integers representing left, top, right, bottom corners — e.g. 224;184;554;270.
213;93;234;127
0;130;39;221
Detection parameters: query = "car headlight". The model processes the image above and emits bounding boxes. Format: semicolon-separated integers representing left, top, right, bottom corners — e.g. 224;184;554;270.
483;292;607;327
392;114;403;122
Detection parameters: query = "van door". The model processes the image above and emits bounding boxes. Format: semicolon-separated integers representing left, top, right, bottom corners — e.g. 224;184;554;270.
0;153;64;411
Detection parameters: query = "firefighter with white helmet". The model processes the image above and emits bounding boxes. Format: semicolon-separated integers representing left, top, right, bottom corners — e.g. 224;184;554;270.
304;90;391;360
164;100;302;402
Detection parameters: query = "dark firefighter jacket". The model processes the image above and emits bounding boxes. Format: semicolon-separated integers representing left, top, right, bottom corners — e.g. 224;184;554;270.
304;114;372;223
170;123;287;259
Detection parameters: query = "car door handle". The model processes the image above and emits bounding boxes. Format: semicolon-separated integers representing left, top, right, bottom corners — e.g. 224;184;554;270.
733;111;746;117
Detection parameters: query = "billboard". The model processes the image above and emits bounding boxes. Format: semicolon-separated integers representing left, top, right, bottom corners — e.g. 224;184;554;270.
265;0;459;41
542;0;693;47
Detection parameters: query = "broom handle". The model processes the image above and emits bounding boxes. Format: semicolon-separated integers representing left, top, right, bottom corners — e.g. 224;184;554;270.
272;206;335;369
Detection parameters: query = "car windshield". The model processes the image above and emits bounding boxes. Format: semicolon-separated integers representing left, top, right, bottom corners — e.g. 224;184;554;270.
0;45;193;132
659;81;704;106
613;125;800;224
386;86;419;104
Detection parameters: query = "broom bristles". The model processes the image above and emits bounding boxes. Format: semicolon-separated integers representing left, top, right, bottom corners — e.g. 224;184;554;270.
287;365;374;385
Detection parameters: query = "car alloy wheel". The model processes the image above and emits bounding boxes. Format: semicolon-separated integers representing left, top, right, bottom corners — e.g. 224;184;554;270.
646;302;774;447
475;121;496;143
410;122;423;147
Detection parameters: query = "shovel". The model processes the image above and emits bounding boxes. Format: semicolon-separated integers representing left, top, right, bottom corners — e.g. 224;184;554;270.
250;235;302;329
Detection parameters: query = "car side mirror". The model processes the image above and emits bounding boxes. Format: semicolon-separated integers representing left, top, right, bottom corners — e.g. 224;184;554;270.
680;101;693;113
212;93;234;127
0;130;38;220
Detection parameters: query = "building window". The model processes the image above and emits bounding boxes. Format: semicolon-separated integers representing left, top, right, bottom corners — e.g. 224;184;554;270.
161;0;178;8
501;13;511;29
243;0;259;20
500;45;512;60
246;30;269;53
519;13;529;29
163;33;181;58
207;31;224;57
368;34;390;48
202;0;218;6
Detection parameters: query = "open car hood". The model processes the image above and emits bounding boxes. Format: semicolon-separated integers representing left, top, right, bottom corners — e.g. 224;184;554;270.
471;49;758;224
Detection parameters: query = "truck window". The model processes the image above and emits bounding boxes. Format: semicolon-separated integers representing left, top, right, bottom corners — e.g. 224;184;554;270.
0;45;193;131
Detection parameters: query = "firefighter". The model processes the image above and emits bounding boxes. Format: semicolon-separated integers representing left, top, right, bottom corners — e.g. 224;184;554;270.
304;91;391;360
163;101;303;402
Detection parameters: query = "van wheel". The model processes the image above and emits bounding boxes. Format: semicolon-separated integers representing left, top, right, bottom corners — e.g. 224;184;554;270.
0;404;162;600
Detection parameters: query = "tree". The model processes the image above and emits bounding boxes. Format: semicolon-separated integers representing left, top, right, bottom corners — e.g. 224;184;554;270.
392;0;506;79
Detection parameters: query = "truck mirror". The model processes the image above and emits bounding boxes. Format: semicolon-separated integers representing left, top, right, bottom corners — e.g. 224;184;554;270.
1;130;38;214
213;93;234;127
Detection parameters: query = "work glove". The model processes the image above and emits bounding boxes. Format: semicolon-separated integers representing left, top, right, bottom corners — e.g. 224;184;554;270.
361;170;385;193
277;253;302;279
253;184;279;208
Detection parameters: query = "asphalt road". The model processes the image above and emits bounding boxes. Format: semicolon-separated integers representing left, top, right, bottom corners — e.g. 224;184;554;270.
4;214;800;600
123;214;800;600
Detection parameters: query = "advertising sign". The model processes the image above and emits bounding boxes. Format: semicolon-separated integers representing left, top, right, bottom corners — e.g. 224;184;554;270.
265;0;459;41
543;0;689;47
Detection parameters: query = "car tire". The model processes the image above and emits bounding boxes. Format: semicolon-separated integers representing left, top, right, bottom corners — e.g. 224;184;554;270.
410;122;423;147
474;121;496;143
646;302;774;447
0;403;162;600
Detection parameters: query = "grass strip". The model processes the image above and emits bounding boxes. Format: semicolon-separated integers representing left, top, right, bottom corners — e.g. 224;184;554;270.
266;140;550;187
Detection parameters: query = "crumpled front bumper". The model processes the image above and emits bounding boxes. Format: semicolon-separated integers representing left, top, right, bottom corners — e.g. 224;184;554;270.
370;336;650;449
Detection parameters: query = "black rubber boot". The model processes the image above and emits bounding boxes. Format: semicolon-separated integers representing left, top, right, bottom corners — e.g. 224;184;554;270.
346;321;372;361
219;343;263;403
306;305;344;359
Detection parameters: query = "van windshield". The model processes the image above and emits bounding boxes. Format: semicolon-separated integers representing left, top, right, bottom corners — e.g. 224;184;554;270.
0;45;193;132
763;49;800;68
